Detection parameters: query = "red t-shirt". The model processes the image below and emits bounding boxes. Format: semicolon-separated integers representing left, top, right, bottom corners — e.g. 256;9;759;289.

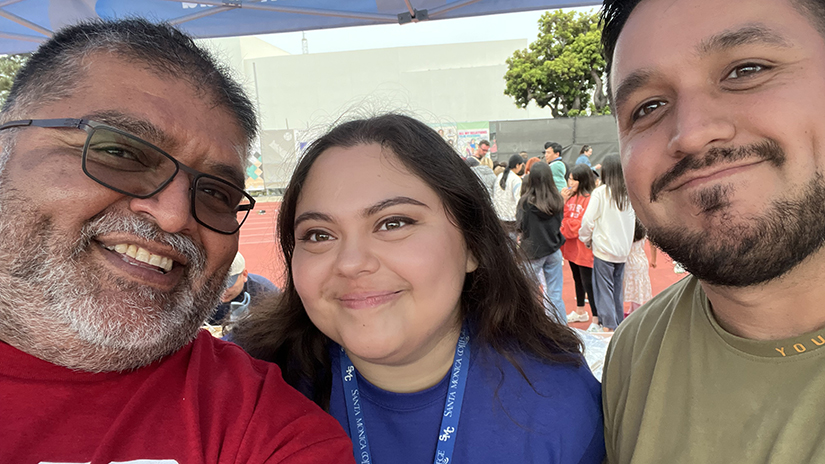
0;331;355;464
560;194;595;268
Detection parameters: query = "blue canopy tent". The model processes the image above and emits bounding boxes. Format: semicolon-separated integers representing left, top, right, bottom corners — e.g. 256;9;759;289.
0;0;600;55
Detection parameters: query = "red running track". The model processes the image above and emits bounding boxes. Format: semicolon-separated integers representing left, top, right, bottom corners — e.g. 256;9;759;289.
239;202;687;325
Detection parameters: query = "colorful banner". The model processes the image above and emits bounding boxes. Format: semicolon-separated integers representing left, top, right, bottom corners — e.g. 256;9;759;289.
456;122;490;159
244;151;266;192
430;123;459;152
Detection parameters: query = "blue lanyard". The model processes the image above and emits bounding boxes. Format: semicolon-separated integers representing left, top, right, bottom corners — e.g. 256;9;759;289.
339;326;471;464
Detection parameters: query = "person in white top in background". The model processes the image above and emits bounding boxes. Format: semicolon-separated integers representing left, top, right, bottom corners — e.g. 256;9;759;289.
579;155;635;332
493;154;526;241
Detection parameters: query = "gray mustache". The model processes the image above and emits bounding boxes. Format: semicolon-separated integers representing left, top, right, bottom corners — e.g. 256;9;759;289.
80;212;207;273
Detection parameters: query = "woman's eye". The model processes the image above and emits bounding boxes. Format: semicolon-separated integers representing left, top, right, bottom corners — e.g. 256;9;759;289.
726;63;766;80
300;230;334;242
633;100;667;121
378;217;413;231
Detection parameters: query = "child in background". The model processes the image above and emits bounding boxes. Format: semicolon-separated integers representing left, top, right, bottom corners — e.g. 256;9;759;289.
623;219;657;317
560;164;599;328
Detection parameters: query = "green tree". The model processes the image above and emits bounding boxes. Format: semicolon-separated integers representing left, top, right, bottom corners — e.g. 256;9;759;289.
504;10;609;118
0;53;28;106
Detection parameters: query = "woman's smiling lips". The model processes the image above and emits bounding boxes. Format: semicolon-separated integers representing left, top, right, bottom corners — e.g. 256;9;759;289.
338;291;403;310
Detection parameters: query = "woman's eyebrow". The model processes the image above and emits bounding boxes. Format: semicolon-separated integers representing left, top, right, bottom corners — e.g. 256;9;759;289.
294;211;333;228
362;196;429;217
294;196;429;228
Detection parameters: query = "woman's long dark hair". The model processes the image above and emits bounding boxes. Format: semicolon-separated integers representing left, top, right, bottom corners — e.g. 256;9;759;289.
499;154;524;189
601;154;630;211
518;161;564;216
569;164;596;197
231;114;583;410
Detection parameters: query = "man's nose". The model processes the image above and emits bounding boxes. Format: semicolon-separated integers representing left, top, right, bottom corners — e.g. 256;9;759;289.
667;91;736;158
128;172;198;235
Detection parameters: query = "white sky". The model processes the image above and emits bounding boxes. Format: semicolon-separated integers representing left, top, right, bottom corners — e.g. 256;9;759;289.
257;6;599;55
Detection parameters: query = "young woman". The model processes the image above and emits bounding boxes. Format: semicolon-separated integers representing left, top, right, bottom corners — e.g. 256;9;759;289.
519;156;543;196
560;164;599;329
518;161;567;323
232;114;604;464
492;154;525;241
575;145;602;170
579;155;636;332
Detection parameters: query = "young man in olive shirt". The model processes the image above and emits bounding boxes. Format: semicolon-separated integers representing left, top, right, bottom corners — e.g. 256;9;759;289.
600;0;825;462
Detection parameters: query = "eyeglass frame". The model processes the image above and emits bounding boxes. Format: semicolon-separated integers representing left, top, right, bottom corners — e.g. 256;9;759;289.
0;118;256;234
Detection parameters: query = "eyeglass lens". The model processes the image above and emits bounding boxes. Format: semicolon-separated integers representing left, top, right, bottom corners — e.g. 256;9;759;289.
82;126;251;233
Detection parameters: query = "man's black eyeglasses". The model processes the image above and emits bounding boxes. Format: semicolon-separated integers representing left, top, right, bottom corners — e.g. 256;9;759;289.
0;118;255;234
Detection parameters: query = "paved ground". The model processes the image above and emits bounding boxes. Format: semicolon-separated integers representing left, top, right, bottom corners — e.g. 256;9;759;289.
239;201;687;327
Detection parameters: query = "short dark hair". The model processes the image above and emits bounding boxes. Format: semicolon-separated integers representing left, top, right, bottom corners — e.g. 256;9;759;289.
601;0;825;101
544;141;563;155
232;113;582;409
3;18;257;147
478;139;491;147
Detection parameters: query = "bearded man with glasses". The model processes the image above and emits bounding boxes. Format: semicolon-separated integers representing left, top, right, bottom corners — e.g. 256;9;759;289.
0;19;353;463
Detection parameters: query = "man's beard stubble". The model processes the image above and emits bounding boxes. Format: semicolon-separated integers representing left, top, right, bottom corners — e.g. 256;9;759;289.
0;196;228;372
645;140;825;288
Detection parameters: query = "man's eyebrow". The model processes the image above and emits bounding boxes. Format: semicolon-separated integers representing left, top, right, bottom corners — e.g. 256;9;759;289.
86;110;246;188
84;110;172;147
611;25;790;115
202;161;247;189
293;196;429;229
612;69;654;116
697;24;792;55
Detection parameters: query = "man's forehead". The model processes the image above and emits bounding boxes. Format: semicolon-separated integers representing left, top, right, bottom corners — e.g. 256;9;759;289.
610;0;803;97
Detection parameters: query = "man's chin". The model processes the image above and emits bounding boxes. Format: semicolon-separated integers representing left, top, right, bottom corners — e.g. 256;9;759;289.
649;224;824;289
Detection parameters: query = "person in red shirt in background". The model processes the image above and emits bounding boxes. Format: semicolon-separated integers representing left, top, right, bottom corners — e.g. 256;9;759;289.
560;164;601;330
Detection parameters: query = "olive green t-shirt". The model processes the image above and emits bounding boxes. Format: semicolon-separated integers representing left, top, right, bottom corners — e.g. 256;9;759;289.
603;275;825;464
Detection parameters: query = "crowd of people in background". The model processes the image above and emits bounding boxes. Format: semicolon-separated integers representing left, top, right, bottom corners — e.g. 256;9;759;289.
480;141;657;333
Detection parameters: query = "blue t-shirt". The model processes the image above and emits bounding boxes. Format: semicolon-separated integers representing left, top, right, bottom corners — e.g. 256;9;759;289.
576;155;592;167
329;344;605;463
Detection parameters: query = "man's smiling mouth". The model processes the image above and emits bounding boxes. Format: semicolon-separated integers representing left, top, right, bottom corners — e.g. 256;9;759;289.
103;243;175;273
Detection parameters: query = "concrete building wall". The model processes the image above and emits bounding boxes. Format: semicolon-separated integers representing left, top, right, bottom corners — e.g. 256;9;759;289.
204;38;551;131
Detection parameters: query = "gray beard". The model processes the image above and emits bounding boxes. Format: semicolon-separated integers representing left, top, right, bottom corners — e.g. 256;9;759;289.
0;196;227;372
646;171;825;288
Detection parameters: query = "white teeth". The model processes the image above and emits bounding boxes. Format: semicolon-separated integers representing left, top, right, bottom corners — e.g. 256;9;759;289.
106;243;175;272
148;254;162;267
135;247;150;263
